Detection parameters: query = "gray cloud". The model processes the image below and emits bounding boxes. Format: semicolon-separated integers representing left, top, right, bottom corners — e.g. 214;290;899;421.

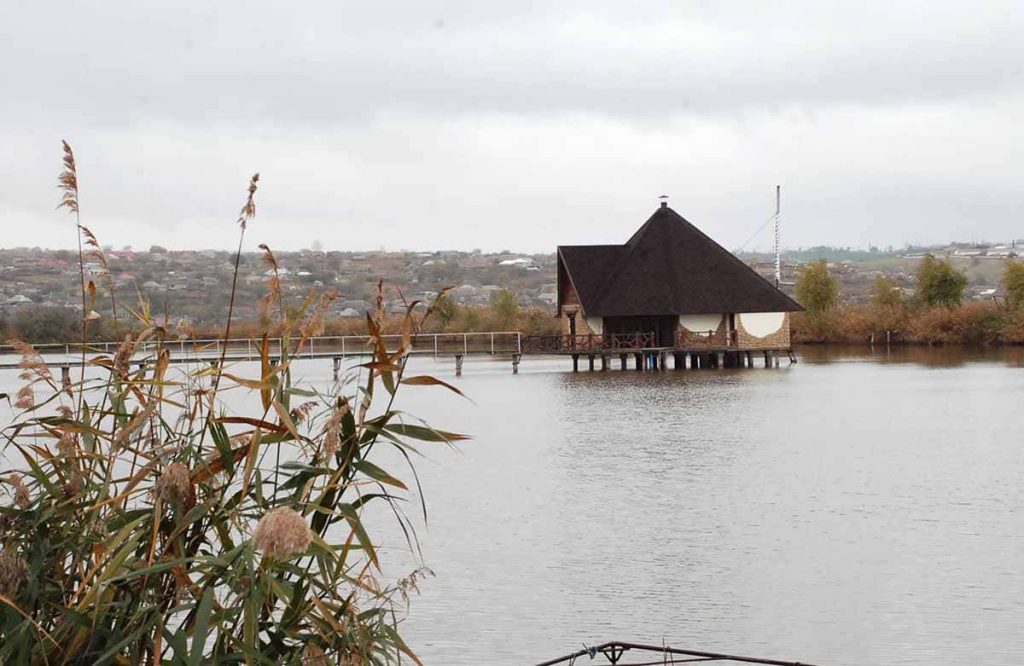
2;1;1022;252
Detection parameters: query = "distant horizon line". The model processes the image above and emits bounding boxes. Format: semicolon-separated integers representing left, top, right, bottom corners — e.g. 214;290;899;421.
1;240;1020;256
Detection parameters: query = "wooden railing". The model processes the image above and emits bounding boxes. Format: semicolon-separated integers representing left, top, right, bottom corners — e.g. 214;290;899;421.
521;332;656;354
677;329;730;348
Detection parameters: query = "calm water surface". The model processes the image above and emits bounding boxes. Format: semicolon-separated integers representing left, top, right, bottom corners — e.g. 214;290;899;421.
375;346;1024;665
2;346;1023;665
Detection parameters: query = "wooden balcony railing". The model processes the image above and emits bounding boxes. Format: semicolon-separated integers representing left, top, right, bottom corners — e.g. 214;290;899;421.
677;329;730;348
521;332;656;354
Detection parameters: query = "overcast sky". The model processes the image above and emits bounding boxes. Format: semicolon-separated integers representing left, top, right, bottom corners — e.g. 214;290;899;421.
3;1;1022;253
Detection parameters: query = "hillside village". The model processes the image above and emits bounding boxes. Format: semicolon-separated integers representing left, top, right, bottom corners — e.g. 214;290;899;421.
0;246;555;327
1;241;1020;328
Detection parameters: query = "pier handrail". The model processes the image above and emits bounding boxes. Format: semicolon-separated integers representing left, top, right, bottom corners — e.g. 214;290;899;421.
0;332;523;364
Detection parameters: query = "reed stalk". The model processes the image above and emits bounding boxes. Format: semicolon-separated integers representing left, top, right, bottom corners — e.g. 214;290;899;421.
0;146;466;664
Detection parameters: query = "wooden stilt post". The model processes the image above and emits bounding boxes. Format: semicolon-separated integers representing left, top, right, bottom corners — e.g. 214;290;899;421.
774;351;780;368
745;351;753;368
634;353;643;371
512;353;521;374
658;351;667;371
588;355;595;372
455;354;464;377
572;354;579;373
717;352;725;369
600;355;608;371
620;354;627;370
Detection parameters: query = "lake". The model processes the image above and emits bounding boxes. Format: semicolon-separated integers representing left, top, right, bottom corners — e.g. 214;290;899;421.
373;346;1024;665
2;346;1023;665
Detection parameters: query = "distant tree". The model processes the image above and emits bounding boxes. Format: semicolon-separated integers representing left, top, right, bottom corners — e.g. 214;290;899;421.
149;245;167;254
915;254;967;308
1002;259;1024;308
8;306;81;344
459;307;482;331
870;276;903;309
491;288;520;329
432;293;459;328
869;276;907;334
794;260;839;315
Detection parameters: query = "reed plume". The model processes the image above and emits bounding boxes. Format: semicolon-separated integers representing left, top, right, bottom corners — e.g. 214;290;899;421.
204;173;259;449
57;140;87;414
2;147;459;664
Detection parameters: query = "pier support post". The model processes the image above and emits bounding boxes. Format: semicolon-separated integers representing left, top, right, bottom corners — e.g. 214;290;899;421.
634;353;643;371
717;352;725;369
689;352;697;369
620;354;627;370
658;351;667;371
332;357;341;381
572;354;579;373
455;354;464;377
512;353;521;374
600;355;608;371
588;355;595;372
744;351;752;368
774;351;780;368
764;350;771;368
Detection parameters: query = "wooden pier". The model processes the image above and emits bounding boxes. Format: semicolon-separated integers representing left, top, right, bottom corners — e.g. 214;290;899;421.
0;329;792;378
0;332;524;377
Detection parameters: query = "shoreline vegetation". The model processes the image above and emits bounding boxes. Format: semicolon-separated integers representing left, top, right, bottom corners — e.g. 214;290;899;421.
0;142;461;663
792;256;1024;347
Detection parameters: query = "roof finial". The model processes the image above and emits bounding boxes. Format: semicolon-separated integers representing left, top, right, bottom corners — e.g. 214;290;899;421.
658;194;669;209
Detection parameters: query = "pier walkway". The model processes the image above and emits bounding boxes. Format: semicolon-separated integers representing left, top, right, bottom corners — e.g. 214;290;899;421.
0;330;791;376
0;332;524;376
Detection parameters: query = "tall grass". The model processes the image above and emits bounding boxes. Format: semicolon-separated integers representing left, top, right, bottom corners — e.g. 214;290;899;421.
0;144;465;663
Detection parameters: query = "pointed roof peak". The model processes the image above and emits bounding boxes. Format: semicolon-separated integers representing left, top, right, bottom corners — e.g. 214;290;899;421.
559;204;802;316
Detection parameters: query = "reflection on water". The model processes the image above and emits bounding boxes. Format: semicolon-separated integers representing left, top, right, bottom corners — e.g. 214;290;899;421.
797;343;1024;367
379;347;1024;666
1;347;1023;665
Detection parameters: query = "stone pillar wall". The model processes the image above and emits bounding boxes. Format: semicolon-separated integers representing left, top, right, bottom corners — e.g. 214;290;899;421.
735;312;791;349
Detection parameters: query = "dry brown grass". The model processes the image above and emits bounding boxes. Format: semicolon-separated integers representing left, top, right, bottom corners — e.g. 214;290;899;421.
793;301;1022;346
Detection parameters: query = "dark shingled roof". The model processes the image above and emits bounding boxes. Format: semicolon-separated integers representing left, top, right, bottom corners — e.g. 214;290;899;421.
558;205;803;316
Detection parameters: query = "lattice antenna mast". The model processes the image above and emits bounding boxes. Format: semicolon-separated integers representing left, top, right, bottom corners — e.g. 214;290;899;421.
774;185;781;288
